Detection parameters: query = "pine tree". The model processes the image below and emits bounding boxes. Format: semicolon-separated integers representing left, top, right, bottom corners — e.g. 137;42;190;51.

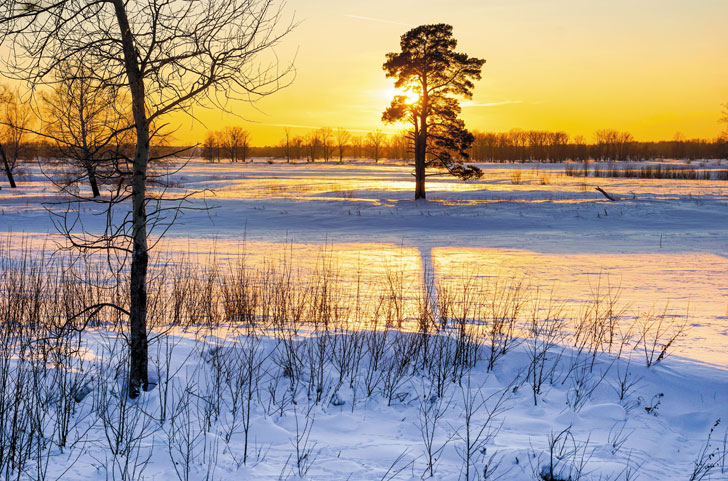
383;24;485;199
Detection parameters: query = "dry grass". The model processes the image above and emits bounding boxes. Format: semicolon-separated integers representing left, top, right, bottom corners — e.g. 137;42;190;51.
0;238;698;480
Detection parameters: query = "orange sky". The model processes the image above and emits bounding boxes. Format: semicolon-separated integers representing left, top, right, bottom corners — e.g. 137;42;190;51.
174;0;728;145
5;0;728;145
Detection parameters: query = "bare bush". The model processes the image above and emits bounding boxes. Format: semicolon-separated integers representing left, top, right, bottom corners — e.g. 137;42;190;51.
636;306;689;367
689;420;726;481
415;380;453;478
453;373;512;481
525;291;565;406
530;426;595;481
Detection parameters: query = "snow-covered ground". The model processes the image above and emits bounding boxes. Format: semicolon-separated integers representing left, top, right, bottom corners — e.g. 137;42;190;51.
1;159;727;480
4;159;727;363
36;326;728;481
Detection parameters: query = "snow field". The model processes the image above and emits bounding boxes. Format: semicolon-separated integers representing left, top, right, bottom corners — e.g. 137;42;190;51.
0;248;726;480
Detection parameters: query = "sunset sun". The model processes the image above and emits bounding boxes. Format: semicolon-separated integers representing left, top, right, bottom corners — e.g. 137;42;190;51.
381;86;419;105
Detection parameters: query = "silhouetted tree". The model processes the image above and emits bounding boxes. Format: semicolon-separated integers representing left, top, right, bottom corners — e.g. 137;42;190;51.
0;85;32;188
221;126;250;162
548;131;569;162
335;127;350;162
718;103;728;159
382;24;485;199
366;129;386;162
572;135;588;162
282;127;292;162
292;135;305;160
306;130;321;162
0;85;13;188
203;131;221;162
40;61;133;197
671;132;686;159
351;135;364;159
0;142;8;189
320;127;333;161
387;130;413;161
511;129;528;161
594;129;633;161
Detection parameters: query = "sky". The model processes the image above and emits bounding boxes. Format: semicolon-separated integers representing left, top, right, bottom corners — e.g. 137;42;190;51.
176;0;728;145
3;0;727;145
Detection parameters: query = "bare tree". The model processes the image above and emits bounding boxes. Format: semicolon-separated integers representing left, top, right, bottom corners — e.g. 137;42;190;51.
282;127;292;162
387;130;412;161
39;61;133;197
351;135;364;159
0;142;9;190
594;129;633;161
320;127;333;161
202;131;220;162
306;130;321;162
0;85;33;188
0;85;12;189
292;135;304;160
367;129;386;162
221;126;250;163
335;127;350;163
0;0;294;397
510;129;527;161
720;102;728;139
547;131;569;162
572;135;588;162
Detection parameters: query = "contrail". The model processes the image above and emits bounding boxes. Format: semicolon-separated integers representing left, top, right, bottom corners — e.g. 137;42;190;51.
254;122;396;134
344;14;410;27
255;122;326;130
461;100;523;108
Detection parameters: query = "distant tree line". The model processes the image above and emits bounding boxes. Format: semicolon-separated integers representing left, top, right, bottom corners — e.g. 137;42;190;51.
196;109;728;163
0;138;176;164
203;127;251;162
470;129;728;162
5;126;727;168
200;126;415;163
211;127;727;163
4;101;728;178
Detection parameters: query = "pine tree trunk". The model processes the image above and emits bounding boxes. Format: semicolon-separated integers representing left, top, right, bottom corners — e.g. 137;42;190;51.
1;144;17;188
415;78;429;200
415;147;426;200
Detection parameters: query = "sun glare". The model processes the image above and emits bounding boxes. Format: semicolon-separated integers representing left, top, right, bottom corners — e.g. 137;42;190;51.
383;86;419;105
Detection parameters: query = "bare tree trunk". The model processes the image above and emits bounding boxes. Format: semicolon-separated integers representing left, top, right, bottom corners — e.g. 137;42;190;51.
129;123;150;399
113;0;149;398
0;143;16;188
86;164;100;198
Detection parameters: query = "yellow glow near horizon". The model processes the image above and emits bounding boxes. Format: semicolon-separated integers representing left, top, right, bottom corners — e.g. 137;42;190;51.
172;0;726;146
